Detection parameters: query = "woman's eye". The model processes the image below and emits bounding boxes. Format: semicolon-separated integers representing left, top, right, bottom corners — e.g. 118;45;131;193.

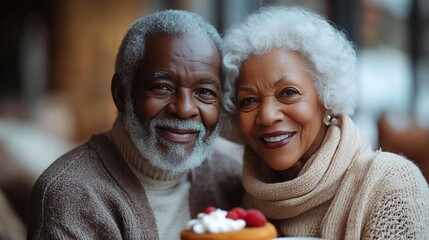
239;97;259;109
281;88;299;97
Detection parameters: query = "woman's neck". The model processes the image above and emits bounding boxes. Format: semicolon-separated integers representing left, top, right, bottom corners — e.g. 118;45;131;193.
277;124;329;181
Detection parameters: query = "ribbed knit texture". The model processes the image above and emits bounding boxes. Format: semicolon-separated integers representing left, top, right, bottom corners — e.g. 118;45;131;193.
243;115;429;239
109;119;191;240
26;118;244;240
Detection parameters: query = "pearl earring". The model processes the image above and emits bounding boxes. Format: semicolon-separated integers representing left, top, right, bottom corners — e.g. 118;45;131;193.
323;114;332;126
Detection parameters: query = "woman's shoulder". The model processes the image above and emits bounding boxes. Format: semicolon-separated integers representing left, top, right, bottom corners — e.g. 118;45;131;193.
353;151;429;238
363;150;428;191
345;147;428;196
372;151;423;175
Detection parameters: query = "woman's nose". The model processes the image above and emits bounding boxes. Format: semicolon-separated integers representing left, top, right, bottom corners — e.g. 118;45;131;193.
256;99;283;126
166;89;199;119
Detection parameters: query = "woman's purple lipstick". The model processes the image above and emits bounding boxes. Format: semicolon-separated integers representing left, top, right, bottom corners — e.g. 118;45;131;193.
260;131;295;149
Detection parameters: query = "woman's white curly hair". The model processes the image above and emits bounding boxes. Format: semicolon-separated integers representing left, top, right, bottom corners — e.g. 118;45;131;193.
222;6;358;116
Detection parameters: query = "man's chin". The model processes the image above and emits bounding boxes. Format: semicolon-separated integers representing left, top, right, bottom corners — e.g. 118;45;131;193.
157;136;192;148
146;139;214;173
123;113;220;173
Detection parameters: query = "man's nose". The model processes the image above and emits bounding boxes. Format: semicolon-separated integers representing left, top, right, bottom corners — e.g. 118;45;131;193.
166;89;199;119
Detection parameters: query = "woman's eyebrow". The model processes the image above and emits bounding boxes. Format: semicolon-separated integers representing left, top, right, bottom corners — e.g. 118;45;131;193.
237;85;255;94
237;76;292;93
274;76;292;87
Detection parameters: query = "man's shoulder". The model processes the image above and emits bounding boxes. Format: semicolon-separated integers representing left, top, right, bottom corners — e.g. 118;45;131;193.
27;134;152;239
196;136;243;180
36;142;99;185
31;136;118;203
36;134;118;182
190;137;244;212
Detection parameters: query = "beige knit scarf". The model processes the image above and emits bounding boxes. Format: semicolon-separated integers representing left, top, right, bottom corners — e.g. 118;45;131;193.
242;115;365;219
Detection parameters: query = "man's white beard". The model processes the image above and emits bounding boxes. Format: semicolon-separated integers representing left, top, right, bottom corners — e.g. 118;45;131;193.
121;99;219;174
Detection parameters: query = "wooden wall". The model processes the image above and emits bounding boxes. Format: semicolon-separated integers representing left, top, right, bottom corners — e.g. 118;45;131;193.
50;0;145;142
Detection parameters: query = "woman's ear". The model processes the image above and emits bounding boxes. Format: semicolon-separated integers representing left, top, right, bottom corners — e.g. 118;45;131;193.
111;73;125;113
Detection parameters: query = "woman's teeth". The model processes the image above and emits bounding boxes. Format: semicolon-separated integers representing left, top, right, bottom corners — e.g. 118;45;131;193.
263;133;292;143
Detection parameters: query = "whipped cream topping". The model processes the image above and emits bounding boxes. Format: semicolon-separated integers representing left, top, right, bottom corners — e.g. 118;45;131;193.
185;209;246;234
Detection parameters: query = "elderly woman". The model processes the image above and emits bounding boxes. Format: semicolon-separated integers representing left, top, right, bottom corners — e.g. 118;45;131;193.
222;6;429;239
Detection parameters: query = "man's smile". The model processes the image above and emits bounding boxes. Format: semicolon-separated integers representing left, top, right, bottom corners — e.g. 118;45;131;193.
157;126;199;143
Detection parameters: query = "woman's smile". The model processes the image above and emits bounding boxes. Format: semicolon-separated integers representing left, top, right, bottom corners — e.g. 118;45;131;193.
260;131;295;149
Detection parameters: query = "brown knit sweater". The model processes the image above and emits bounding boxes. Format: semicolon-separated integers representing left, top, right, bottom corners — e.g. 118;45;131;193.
27;133;243;239
243;116;429;239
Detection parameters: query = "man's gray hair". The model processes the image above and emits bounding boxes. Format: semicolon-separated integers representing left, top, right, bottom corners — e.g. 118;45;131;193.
115;9;222;91
222;6;358;116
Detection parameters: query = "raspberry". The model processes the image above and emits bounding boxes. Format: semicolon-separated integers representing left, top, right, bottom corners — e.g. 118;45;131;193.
231;207;247;220
203;206;216;214
226;210;239;220
245;209;267;227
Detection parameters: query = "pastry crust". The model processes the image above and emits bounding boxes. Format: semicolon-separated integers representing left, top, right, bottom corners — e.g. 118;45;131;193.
180;222;277;240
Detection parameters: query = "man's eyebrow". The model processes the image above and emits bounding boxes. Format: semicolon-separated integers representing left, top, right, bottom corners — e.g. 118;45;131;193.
199;77;221;88
150;71;170;79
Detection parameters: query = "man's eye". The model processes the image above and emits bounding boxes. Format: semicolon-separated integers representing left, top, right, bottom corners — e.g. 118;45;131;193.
197;88;216;96
151;83;173;93
195;88;218;103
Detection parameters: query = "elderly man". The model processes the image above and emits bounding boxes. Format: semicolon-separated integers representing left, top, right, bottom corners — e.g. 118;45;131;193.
27;10;243;239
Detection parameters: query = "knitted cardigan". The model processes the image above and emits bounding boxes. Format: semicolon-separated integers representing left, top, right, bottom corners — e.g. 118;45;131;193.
242;116;429;239
27;134;243;240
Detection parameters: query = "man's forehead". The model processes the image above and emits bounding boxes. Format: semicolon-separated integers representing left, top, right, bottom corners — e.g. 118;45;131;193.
142;34;220;67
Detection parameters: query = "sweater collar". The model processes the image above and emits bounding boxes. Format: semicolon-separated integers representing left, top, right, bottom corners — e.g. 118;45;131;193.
108;117;188;181
242;115;366;219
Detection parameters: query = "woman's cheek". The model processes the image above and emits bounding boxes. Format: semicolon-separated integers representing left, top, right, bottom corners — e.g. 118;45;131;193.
239;112;257;143
293;103;316;123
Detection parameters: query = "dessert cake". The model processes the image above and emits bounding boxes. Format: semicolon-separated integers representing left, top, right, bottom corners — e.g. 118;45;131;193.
180;207;277;240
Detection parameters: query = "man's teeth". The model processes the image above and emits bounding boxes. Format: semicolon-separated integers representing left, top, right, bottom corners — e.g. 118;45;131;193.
263;134;292;143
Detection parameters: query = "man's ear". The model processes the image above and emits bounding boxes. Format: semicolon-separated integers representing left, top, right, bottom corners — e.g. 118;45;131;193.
111;73;126;113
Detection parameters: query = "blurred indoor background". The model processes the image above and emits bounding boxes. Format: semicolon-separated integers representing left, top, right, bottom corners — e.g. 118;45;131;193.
0;0;428;238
